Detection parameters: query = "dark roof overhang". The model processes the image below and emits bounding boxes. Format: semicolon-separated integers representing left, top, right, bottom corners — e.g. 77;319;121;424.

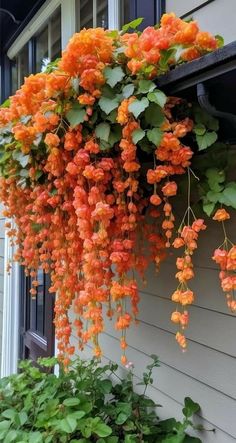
0;0;46;52
157;42;236;143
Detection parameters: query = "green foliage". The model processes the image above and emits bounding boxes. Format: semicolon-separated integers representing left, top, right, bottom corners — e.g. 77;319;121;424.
104;67;125;88
193;105;219;151
189;145;236;216
66;103;86;127
132;128;145;144
0;357;203;442
122;18;144;33
137;81;156;95
147;90;167;108
196;132;217;151
145;103;165;126
215;35;224;47
146;128;163;146
128;98;149;119
95;123;111;142
122;84;135;99
98;97;119;114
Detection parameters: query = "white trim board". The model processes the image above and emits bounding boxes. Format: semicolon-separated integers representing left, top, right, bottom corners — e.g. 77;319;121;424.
7;0;61;59
108;0;120;29
8;0;120;60
1;227;20;377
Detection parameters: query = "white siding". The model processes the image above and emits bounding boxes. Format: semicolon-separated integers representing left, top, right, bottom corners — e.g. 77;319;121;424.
70;211;236;443
166;0;236;44
0;206;5;369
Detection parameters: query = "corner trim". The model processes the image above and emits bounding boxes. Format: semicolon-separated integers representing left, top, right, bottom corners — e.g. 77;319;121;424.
1;225;20;377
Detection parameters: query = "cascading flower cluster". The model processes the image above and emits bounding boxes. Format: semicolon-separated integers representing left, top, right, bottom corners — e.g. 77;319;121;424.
171;216;206;349
212;209;236;312
0;13;228;363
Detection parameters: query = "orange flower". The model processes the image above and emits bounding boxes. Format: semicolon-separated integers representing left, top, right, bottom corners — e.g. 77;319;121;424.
162;181;177;197
45;132;60;147
213;208;230;221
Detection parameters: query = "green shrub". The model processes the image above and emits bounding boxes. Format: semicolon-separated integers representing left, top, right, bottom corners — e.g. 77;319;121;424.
0;356;203;442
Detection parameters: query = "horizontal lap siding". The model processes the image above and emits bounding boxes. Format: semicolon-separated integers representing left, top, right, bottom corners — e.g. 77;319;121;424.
166;0;236;44
69;3;236;441
70;212;236;442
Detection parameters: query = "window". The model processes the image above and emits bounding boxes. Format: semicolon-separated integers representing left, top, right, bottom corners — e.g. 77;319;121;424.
36;8;61;72
11;8;61;92
76;0;108;30
11;45;29;94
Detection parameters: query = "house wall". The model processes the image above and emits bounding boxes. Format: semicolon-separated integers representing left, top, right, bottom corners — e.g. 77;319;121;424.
72;212;236;443
70;1;235;442
0;204;5;369
166;0;236;44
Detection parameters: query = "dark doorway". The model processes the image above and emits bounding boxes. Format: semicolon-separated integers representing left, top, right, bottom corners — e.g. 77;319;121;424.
19;268;54;362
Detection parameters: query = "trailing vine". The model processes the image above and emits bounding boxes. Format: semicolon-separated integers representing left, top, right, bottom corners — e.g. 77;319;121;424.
0;13;235;365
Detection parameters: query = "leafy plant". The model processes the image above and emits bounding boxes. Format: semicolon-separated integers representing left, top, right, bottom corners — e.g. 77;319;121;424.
0;356;204;442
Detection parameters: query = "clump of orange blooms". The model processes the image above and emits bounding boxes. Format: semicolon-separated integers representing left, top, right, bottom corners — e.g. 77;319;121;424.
171;215;206;349
0;15;224;364
212;209;236;313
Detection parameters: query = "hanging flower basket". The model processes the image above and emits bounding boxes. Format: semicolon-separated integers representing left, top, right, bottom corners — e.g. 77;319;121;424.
0;13;235;365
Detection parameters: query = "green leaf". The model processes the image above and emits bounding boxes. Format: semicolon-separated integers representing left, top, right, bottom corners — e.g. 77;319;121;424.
63;397;81;407
196;131;217;150
193;105;219;131
66;104;86;127
97;379;112;394
122;17;144;32
69;411;86;420
147;128;163;145
145;103;165;126
59;415;77;433
115;412;130;425
3;430;18;443
0;98;10;108
0;151;12;164
93;423;112;438
29;432;43;443
206;168;225;192
122;84;135;98
18;411;28;426
0;421;11;432
1;409;16;420
221;186;236;209
98;97;119;114
215;34;224;47
132;128;145;144
138;80;156;94
202;202;215;216
95;122;111;142
183;397;200;418
159;48;177;70
106;109;118;123
12;151;30;168
108;124;121;146
206;190;222;203
147;90;167;108
193;123;206;136
104;66;125;88
128;97;149;118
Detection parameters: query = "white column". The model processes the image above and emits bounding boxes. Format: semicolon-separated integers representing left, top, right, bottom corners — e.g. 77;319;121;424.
1;228;20;377
108;0;120;29
61;0;77;49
